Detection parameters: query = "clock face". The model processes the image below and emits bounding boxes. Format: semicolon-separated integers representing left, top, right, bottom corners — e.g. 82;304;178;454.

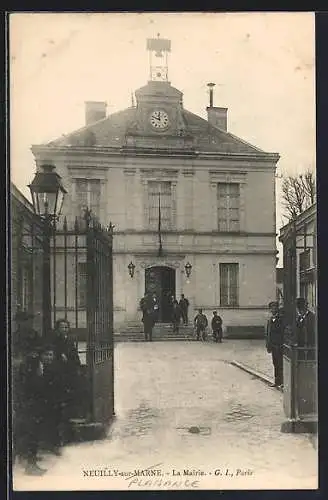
150;109;170;130
151;66;167;81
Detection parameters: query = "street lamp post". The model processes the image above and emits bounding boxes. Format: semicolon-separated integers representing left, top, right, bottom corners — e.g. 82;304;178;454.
28;164;67;337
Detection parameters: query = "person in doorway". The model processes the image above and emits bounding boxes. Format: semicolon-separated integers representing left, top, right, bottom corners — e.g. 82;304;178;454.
266;301;284;389
211;311;223;343
172;300;182;334
295;297;316;348
194;309;208;341
179;294;190;325
152;292;160;323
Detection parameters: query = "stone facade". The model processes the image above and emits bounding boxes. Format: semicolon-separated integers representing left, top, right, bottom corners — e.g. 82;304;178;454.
279;203;317;314
31;75;279;336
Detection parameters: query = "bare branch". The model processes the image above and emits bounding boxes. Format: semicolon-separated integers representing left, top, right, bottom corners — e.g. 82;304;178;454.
281;170;316;222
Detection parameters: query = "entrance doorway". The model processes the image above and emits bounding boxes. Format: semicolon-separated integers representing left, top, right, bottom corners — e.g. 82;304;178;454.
145;266;176;323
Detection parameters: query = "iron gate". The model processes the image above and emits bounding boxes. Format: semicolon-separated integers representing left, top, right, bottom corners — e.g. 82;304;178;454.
51;212;115;425
11;193;44;335
12;189;115;428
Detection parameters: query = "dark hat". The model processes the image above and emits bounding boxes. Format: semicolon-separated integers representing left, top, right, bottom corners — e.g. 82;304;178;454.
268;301;278;308
15;311;34;321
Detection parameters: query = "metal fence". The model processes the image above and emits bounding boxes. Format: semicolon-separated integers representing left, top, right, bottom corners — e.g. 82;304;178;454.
12;194;115;425
11;194;45;335
51;214;115;424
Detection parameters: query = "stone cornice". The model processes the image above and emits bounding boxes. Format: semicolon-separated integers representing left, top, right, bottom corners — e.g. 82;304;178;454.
113;230;276;237
140;168;179;179
31;144;279;165
113;249;277;256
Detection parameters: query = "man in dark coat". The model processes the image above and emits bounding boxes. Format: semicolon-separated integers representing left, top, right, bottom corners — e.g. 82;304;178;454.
13;311;47;475
141;293;155;341
179;294;190;325
38;343;67;456
49;319;81;434
211;311;223;343
194;309;208;341
14;346;47;475
266;301;284;388
295;297;316;348
51;319;81;368
172;300;182;334
13;311;40;359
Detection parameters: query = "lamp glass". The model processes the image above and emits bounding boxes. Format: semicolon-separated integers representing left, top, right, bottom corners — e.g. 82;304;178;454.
37;192;58;217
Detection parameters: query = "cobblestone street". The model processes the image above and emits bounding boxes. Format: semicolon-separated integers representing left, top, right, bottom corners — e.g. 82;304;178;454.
13;340;318;491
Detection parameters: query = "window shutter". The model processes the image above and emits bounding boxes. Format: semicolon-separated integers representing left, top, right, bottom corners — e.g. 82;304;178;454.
220;263;239;306
217;183;240;232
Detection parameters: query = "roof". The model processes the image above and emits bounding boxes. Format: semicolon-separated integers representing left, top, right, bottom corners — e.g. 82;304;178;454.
279;202;317;242
11;182;34;212
43;83;277;156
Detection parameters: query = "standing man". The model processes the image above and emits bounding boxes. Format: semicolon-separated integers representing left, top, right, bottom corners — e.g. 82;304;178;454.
194;309;208;341
50;319;81;433
152;292;159;324
38;342;67;456
211;311;223;343
266;301;284;389
13;311;40;358
14;345;46;475
179;294;190;325
141;292;155;342
172;300;182;334
295;297;316;348
13;311;46;475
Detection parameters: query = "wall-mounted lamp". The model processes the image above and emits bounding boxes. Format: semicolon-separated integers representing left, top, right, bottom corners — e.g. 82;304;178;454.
184;261;192;279
128;261;136;278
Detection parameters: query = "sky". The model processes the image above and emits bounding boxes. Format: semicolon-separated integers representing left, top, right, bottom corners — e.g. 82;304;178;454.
10;12;315;239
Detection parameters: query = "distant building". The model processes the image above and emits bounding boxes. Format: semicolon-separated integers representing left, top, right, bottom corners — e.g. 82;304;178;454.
30;37;280;336
279;203;317;316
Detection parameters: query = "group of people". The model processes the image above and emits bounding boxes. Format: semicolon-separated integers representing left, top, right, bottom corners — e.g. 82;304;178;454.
13;312;81;476
266;297;316;389
193;309;223;342
139;292;224;342
139;292;191;341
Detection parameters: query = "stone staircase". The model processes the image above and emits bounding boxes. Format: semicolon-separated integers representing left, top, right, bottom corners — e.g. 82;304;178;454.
114;322;196;342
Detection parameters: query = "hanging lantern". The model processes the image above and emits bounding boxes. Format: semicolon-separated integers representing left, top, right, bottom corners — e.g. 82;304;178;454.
128;261;136;278
184;261;192;278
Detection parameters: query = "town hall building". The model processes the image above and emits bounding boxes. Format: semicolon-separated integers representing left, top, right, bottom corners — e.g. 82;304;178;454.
31;36;280;336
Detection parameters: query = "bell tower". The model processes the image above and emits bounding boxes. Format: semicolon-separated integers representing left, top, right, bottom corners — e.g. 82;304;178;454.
147;34;171;82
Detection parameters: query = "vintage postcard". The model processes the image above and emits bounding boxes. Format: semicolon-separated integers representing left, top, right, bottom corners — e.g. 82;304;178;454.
10;11;317;491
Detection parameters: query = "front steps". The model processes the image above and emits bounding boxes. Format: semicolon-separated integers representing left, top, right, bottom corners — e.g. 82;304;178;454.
114;322;196;342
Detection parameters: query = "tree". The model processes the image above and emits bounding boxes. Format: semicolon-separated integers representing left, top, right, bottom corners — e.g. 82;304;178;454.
281;170;316;221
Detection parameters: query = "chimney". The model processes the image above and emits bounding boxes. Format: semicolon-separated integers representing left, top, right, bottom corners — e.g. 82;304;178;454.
85;101;107;125
206;83;228;132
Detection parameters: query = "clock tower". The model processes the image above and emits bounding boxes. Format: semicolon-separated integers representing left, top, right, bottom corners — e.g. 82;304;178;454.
147;34;171;82
125;36;191;143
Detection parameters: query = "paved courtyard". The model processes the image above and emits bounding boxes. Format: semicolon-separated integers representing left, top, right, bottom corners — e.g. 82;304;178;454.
13;340;318;491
